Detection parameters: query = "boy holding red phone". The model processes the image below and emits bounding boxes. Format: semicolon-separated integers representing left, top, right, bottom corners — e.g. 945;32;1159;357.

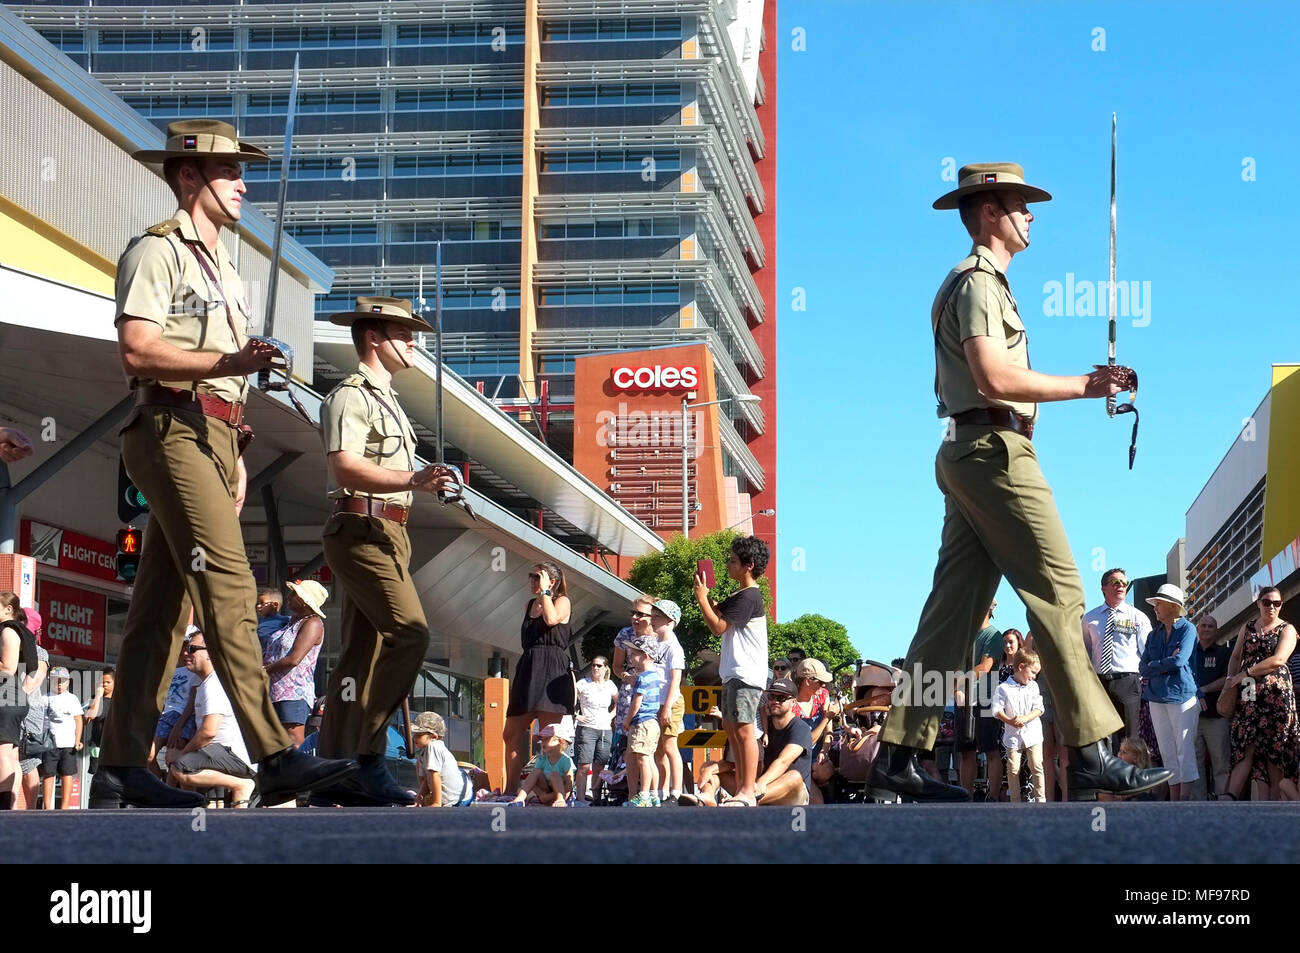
694;536;770;807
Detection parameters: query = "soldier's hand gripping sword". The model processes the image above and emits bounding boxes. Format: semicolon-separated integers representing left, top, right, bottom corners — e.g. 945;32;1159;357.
252;55;311;422
1103;113;1139;469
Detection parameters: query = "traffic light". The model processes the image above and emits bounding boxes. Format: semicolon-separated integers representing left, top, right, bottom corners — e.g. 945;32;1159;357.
115;527;142;582
117;456;148;523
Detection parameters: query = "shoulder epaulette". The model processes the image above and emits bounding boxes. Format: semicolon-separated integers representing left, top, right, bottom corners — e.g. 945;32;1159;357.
145;219;181;237
339;373;367;389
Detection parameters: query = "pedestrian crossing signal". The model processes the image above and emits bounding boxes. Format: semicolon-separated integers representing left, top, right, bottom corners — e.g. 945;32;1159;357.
115;527;142;581
117;457;148;523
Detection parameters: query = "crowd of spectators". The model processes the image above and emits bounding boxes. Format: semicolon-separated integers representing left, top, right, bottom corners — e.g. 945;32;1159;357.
2;547;1296;810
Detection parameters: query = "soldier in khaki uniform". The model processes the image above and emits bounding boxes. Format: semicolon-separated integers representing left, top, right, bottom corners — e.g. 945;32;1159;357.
313;297;456;805
867;163;1172;802
93;120;358;808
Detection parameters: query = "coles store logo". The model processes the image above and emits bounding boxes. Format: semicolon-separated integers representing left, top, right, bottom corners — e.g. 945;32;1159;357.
610;365;698;393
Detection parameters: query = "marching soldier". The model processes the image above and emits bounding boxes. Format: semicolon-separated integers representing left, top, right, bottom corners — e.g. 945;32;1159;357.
867;162;1172;802
92;120;358;808
312;297;457;805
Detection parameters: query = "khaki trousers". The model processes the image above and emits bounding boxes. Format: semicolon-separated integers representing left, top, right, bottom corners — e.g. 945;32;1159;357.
316;513;430;758
880;428;1122;751
102;406;290;765
1192;713;1231;799
1006;743;1046;802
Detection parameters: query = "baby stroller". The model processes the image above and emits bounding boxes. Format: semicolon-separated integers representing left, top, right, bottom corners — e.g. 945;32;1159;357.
595;732;629;807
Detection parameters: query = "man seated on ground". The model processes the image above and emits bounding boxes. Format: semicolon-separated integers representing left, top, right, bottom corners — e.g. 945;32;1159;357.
167;631;256;808
754;677;814;806
687;755;736;807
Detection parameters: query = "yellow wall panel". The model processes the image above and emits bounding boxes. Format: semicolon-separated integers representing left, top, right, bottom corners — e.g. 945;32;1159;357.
0;196;113;295
1262;364;1300;562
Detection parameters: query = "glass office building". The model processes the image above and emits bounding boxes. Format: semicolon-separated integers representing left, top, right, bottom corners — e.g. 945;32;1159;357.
17;0;779;596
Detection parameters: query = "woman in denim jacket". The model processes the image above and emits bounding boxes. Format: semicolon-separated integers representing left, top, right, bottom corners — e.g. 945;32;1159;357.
1139;585;1199;800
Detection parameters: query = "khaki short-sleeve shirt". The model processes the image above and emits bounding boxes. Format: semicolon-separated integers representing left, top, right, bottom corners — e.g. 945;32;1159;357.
932;244;1036;420
319;362;417;507
114;209;252;403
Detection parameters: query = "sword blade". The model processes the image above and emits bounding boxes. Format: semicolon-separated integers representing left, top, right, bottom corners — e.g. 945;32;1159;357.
1107;112;1117;417
435;241;445;465
263;54;300;340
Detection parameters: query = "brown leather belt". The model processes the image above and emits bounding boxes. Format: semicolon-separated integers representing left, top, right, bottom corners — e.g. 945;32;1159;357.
333;497;410;526
951;408;1035;439
137;384;244;427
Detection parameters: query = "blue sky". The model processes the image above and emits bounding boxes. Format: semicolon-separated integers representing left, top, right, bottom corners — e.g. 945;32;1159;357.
773;1;1300;660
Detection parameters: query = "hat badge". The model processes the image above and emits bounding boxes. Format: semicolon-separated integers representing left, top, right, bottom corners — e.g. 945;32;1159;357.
183;135;197;150
983;173;997;183
371;305;383;312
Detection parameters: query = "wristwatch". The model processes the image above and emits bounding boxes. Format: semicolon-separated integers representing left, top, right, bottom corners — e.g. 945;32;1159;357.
542;589;552;597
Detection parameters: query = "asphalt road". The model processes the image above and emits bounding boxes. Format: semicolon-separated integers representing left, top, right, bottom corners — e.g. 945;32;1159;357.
1;802;1293;864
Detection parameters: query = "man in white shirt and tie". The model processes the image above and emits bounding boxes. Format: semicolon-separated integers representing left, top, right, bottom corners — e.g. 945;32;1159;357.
1082;568;1150;751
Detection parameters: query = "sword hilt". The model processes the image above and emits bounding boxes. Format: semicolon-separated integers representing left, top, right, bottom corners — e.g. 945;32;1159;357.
250;335;293;392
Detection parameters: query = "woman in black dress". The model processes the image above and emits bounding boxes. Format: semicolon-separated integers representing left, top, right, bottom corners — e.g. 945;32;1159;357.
1224;587;1298;800
503;562;574;795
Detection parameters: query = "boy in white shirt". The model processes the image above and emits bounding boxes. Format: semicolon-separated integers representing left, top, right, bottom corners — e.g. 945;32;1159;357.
412;711;467;807
651;599;686;805
991;648;1045;803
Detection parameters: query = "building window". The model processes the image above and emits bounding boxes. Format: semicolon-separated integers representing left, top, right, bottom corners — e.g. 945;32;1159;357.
97;29;236;52
395;22;525;46
390;153;523;177
122;94;236;117
393;87;524;112
544;83;680;107
444;288;523;309
542;17;682;41
247;26;383;49
248;91;382;115
38;30;86;52
390;221;522;243
244;156;381;181
539;217;679;239
539;285;679;306
540;149;680;173
292;223;380;246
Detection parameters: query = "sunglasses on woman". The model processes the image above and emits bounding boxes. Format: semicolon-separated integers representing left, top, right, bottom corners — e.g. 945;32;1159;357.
630;610;651;620
1261;599;1282;608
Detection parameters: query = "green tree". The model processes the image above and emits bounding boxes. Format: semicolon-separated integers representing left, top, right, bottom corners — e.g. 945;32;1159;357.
581;531;770;667
769;614;860;675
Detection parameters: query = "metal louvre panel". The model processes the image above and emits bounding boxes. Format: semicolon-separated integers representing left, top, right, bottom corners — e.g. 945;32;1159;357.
95;62;526;94
11;2;527;28
717;411;762;491
0;57;169;271
536;124;761;272
535;189;764;265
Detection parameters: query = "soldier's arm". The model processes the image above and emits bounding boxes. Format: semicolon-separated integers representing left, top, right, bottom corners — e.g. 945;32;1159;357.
964;337;1120;403
118;318;275;381
327;450;430;494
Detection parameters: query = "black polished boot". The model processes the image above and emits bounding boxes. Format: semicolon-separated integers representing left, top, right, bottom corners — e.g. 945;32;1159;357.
866;742;972;803
307;754;416;807
88;766;204;809
1067;740;1174;801
255;746;360;807
356;753;416;805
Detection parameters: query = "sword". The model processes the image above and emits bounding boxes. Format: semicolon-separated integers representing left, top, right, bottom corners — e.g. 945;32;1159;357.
253;54;301;401
1107;112;1117;419
1104;113;1140;469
